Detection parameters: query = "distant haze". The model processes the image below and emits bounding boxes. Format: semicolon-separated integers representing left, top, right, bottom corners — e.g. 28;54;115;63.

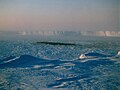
0;0;119;31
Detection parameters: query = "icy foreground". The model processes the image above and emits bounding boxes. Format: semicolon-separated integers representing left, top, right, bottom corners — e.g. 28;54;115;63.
0;40;120;90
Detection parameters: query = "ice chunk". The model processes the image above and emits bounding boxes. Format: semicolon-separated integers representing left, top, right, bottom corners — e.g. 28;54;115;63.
79;54;87;59
117;51;120;56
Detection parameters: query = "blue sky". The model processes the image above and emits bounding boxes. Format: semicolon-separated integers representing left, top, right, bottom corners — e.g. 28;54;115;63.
0;0;119;31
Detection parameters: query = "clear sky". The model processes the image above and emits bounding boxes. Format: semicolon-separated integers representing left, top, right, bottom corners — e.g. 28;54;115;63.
0;0;119;31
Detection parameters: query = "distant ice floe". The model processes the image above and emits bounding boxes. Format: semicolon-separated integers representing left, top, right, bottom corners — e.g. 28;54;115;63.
18;30;120;37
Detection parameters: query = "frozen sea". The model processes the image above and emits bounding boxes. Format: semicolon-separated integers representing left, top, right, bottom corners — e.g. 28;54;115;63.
0;35;120;90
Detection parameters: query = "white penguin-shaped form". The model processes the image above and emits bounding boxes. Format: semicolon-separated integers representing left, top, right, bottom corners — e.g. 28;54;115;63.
79;54;87;59
117;51;120;56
